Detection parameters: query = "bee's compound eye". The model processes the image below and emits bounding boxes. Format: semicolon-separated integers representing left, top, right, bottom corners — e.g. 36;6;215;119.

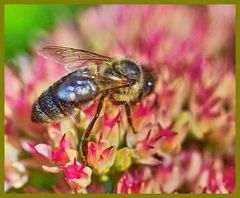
147;80;153;88
144;79;154;96
119;60;140;77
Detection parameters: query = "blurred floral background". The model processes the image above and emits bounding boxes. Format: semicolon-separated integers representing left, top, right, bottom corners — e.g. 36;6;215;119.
4;5;235;193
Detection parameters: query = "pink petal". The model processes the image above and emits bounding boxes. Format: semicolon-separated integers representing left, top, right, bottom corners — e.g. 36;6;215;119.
34;144;52;159
104;111;121;129
102;146;114;157
42;165;61;173
60;134;71;149
89;143;97;157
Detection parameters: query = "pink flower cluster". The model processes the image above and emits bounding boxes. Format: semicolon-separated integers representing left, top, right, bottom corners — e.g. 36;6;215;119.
4;5;235;193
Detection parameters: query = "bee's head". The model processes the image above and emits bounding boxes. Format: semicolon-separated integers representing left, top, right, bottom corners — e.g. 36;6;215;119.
140;67;155;98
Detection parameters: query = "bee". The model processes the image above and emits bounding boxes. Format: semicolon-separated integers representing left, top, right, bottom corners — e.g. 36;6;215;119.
32;46;155;163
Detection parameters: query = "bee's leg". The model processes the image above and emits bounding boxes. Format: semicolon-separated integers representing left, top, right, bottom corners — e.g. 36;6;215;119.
81;92;107;164
110;98;137;134
123;102;137;134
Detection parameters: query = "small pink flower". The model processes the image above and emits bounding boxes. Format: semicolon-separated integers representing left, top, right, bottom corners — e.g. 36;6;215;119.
62;158;92;193
87;133;116;174
115;167;151;193
33;133;72;165
134;129;162;164
133;122;177;165
62;158;88;180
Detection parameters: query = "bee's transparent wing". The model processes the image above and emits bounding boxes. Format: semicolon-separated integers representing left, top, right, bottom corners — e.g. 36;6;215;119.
38;46;112;71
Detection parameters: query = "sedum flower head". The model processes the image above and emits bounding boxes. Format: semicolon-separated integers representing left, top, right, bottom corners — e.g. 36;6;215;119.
4;5;235;193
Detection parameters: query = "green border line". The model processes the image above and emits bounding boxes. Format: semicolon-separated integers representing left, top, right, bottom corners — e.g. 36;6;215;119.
1;1;239;197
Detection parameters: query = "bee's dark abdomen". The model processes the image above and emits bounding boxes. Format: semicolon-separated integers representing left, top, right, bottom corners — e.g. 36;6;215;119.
31;100;52;122
31;86;75;122
39;89;62;120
